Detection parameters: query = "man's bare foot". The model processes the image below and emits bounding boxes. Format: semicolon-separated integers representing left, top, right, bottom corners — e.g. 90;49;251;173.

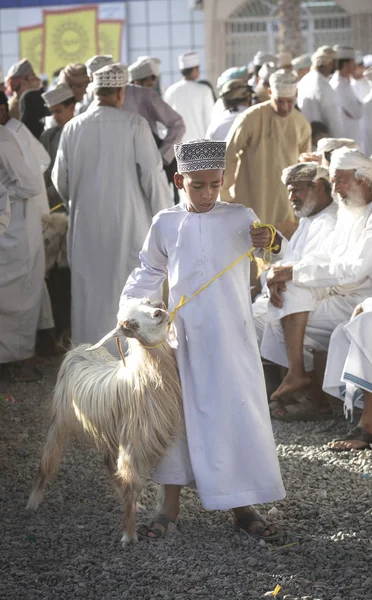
233;508;281;542
328;425;372;452
270;372;312;401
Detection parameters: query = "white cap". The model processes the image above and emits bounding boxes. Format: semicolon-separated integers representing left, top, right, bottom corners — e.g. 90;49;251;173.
178;52;200;70
86;55;113;77
311;46;336;68
253;51;277;67
128;56;161;82
334;45;355;61
93;63;128;89
42;83;75;108
258;62;277;82
269;69;298;98
291;54;312;70
278;51;293;68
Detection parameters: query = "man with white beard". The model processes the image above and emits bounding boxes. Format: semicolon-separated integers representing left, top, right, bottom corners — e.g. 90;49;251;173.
260;148;372;420
323;298;372;451
253;162;338;345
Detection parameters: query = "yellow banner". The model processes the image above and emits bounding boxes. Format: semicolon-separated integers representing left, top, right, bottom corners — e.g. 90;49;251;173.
98;20;124;62
19;25;43;76
42;6;98;80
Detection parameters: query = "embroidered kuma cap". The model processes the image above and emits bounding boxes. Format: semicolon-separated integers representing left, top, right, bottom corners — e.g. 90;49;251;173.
93;63;128;89
129;56;161;81
282;162;329;186
6;58;34;80
174;139;226;172
42;83;75;108
86;55;113;77
178;52;199;70
269;69;298;98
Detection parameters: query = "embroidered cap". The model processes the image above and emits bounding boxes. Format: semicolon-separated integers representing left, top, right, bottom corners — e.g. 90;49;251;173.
269;69;298;98
86;55;113;77
6;58;34;80
93;63;128;89
253;51;277;67
178;52;199;70
128;56;161;81
282;162;329;186
174;139;226;173
42;83;75;108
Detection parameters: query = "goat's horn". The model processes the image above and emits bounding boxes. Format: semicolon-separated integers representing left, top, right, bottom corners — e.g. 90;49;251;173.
85;326;123;351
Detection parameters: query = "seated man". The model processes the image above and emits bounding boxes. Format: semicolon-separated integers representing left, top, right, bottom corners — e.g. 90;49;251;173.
254;162;338;345
260;148;372;420
323;298;372;451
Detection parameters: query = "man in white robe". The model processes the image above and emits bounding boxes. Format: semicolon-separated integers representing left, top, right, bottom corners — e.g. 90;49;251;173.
261;149;372;419
361;66;372;157
0;181;10;234
254;162;338;345
52;63;172;346
350;52;370;103
0;126;42;371
0;90;55;340
206;79;252;141
115;139;285;541
330;46;363;144
164;52;215;141
324;298;372;451
128;56;161;89
297;46;341;138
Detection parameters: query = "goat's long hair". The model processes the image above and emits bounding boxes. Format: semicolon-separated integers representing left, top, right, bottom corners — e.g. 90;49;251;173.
27;337;183;545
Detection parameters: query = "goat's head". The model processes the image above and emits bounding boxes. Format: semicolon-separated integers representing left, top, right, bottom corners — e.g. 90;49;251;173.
87;298;170;352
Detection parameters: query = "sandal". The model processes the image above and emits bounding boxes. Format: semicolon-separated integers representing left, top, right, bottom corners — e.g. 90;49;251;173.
137;513;178;541
327;426;372;452
270;403;333;422
234;509;281;542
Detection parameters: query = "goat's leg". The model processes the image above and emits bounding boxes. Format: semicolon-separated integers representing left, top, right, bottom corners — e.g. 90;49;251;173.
116;443;143;547
27;417;67;511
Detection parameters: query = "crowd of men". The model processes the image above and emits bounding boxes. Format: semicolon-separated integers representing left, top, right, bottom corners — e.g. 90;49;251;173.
1;43;372;451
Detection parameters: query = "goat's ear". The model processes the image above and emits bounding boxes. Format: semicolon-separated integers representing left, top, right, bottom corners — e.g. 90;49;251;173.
120;319;139;338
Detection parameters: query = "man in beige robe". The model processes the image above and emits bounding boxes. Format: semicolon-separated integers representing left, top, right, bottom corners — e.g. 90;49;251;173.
221;70;311;228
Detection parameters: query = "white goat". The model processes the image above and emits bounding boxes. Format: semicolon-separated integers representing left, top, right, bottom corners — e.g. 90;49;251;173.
42;213;68;274
27;299;183;546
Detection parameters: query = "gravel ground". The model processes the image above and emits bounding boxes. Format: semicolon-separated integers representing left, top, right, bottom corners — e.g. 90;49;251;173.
1;356;372;600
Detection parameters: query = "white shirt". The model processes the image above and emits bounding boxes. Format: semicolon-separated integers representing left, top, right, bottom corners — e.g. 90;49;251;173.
330;72;363;143
0;180;10;234
206;106;247;140
351;77;370;102
297;70;341;137
164;79;214;141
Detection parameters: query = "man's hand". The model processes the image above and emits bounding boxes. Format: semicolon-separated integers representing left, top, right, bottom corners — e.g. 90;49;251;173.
352;303;364;319
299;152;321;164
266;265;293;285
268;282;286;308
250;225;281;252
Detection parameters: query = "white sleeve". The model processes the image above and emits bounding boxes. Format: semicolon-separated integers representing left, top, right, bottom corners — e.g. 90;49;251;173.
51;129;69;205
203;88;216;135
321;88;342;137
1;138;41;199
293;224;372;288
119;215;168;310
133;117;173;215
0;181;10;234
340;81;363;120
147;90;185;165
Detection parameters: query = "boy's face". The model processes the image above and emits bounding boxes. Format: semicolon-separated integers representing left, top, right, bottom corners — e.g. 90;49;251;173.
174;170;224;213
51;102;75;127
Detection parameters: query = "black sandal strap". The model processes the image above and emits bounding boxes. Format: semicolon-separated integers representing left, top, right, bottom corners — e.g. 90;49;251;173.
235;510;265;529
338;426;372;445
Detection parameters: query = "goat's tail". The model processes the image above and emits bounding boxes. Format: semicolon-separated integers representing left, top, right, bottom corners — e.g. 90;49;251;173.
26;411;67;511
117;443;143;545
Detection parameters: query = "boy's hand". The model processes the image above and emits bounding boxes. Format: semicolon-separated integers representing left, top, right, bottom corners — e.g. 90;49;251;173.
250;225;281;252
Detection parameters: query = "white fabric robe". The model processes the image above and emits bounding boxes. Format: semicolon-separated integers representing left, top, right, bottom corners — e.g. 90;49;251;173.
351;77;370;103
261;202;372;371
253;202;338;344
297;70;341;138
164;80;215;141
52;104;172;346
0;126;42;362
330;73;363;143
0;181;10;234
323;298;372;416
206;106;247;141
5;118;54;330
361;91;372;157
121;202;286;510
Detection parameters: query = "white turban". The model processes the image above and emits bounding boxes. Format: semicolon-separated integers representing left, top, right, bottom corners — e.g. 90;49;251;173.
291;54;311;71
311;46;336;68
258;62;277;83
178;52;199;70
128;56;161;82
317;138;359;154
282;162;329;186
269;69;297;98
330;148;372;184
334;45;355;61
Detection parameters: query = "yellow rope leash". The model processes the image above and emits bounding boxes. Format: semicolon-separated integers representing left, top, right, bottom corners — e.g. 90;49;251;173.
140;222;278;352
50;203;65;213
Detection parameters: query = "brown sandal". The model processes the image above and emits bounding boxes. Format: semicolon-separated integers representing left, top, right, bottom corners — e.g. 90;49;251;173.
234;509;281;542
327;426;372;452
138;513;178;541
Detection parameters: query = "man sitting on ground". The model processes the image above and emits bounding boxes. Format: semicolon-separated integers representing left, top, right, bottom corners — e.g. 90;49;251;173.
260;148;372;420
323;298;372;451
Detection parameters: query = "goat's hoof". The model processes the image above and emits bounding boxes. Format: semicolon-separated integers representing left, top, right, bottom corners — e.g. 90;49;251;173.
121;532;138;548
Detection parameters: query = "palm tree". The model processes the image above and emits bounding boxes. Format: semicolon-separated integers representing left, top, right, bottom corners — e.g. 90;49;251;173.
277;0;302;58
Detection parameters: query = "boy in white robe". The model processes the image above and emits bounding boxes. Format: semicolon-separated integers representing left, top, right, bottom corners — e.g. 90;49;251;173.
323;298;372;451
261;149;372;419
118;139;286;541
